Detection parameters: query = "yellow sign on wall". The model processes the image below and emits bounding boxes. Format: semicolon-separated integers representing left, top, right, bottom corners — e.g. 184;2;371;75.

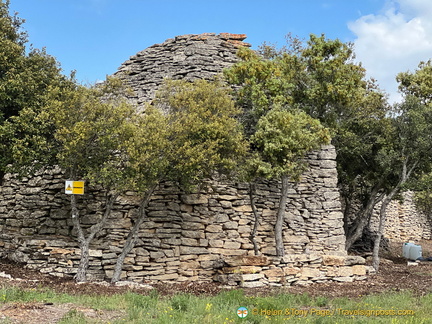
65;181;85;195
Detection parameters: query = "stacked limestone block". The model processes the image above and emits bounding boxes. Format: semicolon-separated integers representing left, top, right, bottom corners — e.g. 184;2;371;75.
0;145;366;285
114;33;250;107
217;255;372;288
369;191;432;242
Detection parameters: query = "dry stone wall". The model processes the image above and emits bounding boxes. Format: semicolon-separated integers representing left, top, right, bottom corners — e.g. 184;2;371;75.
369;191;432;243
0;146;370;286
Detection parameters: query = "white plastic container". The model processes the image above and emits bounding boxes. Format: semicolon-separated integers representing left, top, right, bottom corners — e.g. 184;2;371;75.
409;244;422;260
403;243;415;258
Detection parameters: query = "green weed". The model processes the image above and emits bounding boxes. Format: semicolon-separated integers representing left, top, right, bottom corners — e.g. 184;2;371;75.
0;284;431;323
58;309;87;324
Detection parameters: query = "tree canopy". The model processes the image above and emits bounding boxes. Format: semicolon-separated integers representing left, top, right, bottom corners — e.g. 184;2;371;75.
397;60;432;105
251;108;330;180
225;33;391;252
0;0;74;177
252;108;330;256
154;78;248;188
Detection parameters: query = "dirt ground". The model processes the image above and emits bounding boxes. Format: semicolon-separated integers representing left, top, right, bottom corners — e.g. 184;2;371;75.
1;240;432;323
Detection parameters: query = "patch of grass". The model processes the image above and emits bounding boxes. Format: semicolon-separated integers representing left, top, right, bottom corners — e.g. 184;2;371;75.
170;294;190;312
214;289;247;306
58;309;87;324
315;296;329;307
125;292;159;321
1;285;431;323
412;271;432;276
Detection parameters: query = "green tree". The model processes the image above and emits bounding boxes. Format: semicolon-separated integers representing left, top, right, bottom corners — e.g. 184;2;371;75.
110;78;248;282
0;1;130;281
301;34;373;126
225;34;387;253
110;105;170;283
371;95;432;270
287;36;389;251
397;60;432;105
224;45;306;136
0;0;72;177
251;108;330;256
159;79;247;187
396;60;432;224
224;34;384;131
47;78;137;282
369;62;432;270
412;172;432;215
337;111;391;250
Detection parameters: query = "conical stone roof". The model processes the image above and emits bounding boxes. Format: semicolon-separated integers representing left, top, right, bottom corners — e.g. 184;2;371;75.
114;33;251;107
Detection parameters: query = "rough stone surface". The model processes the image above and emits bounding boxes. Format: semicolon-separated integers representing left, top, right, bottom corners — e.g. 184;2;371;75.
114;33;251;108
0;146;365;285
369;191;432;243
0;34;367;286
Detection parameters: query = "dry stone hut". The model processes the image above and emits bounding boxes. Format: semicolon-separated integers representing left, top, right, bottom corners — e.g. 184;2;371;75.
0;33;370;287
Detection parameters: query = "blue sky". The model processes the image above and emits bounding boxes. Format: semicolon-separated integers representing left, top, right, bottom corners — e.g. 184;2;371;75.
8;0;432;103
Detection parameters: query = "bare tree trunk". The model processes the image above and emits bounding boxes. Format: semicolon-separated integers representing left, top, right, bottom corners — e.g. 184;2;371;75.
345;184;384;251
342;194;352;236
372;193;395;271
70;194;87;283
275;175;289;257
71;192;118;283
372;159;418;271
111;184;157;283
248;182;260;256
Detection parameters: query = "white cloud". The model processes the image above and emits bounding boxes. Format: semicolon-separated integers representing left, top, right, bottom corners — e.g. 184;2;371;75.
348;0;432;104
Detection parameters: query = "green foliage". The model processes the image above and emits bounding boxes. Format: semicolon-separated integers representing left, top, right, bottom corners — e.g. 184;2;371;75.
412;172;432;215
251;108;330;180
125;105;170;193
398;94;432;215
393;96;432;169
301;34;372;126
1;103;56;176
374;86;432;200
225;33;390;250
0;0;28;121
170;294;191;312
393;61;432;188
224;32;387;185
47;77;137;191
155;78;248;188
224;46;306;136
225;34;386;133
0;0;74;176
397;60;432;105
368;63;432;269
